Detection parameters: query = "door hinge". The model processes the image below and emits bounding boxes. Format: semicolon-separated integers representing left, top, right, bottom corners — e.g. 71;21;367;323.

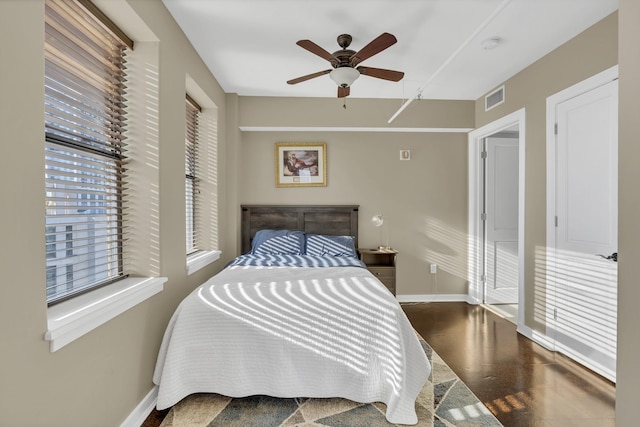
481;150;488;159
554;123;558;135
481;274;486;283
555;216;558;227
481;212;487;221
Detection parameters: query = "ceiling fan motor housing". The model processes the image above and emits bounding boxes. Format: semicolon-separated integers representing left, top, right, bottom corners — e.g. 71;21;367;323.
337;34;352;49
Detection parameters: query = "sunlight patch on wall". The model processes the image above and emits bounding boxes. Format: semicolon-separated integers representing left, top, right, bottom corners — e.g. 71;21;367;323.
123;42;161;277
533;245;551;328
421;216;468;280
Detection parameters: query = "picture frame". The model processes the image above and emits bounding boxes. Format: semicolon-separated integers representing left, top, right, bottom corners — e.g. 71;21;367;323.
275;142;327;187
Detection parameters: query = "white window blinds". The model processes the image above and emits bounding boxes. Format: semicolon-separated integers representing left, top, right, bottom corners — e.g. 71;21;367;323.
185;95;201;255
44;0;132;304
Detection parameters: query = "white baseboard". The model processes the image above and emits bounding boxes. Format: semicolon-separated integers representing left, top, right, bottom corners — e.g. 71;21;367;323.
516;323;555;351
397;294;470;303
120;386;158;427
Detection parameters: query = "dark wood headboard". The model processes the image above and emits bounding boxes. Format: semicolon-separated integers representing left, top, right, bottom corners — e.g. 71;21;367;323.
241;205;359;254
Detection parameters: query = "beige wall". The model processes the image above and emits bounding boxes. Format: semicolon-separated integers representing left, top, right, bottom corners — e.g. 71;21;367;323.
238;129;469;296
616;1;640;424
236;97;474;296
239;96;475;129
0;1;232;425
474;12;618;331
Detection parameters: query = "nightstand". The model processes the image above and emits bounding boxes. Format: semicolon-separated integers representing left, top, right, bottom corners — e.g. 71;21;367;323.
358;248;398;296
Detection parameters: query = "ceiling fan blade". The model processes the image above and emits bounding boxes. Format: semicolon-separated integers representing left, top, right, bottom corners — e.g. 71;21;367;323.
349;32;397;66
287;69;332;85
357;66;404;82
296;40;339;65
338;86;350;98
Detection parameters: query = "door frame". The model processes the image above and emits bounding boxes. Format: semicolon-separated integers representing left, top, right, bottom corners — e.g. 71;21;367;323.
468;108;526;327
485;135;520;304
545;65;618;381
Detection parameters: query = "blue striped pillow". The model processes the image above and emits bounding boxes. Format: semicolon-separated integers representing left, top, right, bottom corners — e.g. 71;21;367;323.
250;230;305;255
305;234;356;257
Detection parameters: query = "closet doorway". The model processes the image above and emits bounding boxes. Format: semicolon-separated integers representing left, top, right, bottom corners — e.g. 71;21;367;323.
546;67;618;382
468;109;525;326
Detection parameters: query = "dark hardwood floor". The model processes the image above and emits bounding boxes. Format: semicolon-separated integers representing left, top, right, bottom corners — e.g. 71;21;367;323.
403;302;615;427
142;302;615;427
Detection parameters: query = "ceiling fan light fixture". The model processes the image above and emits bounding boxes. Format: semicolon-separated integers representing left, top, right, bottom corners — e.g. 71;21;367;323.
330;67;360;87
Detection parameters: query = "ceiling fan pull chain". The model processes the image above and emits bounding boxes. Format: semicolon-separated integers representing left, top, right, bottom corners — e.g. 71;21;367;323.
343;97;347;109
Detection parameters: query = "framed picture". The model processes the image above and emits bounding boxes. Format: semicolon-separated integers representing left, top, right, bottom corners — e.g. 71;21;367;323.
275;142;327;187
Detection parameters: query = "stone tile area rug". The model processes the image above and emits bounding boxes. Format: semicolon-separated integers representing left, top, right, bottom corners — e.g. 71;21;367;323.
159;338;503;427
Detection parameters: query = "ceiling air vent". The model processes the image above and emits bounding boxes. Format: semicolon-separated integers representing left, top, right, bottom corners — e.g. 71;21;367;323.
485;85;505;111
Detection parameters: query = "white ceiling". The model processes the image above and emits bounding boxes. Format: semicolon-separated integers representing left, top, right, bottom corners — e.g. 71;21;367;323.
162;0;617;101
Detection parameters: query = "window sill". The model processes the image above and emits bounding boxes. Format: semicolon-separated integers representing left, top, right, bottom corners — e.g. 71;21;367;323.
186;250;221;275
45;276;167;352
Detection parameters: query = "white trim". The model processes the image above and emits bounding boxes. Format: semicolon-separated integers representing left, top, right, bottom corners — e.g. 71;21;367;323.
397;294;471;303
466;293;482;305
467;108;526;328
516;323;555;351
554;339;616;382
515;322;616;384
239;126;473;133
120;386;158;427
45;276;167;352
186;249;221;275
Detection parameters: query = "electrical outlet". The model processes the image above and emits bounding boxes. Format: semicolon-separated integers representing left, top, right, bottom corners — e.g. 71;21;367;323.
430;264;437;274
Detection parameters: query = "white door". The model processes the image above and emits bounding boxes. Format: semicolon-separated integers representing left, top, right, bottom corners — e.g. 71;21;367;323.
485;136;519;304
552;79;618;381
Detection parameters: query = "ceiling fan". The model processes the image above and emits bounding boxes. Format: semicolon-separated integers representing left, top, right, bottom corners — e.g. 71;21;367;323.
287;33;404;98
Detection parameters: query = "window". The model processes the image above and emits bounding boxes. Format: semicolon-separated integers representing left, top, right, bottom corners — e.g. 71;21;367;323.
44;0;133;305
184;81;220;275
185;95;201;255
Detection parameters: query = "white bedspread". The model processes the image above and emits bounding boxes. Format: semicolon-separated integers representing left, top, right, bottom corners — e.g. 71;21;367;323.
153;264;430;425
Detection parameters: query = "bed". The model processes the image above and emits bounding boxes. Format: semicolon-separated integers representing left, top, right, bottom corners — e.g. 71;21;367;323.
153;205;430;425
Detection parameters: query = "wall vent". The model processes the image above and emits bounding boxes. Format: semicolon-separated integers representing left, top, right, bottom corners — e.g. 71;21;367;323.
485;85;505;111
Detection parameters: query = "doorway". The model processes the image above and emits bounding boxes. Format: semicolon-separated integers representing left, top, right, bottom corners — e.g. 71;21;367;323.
485;130;519;305
546;66;618;382
468;109;526;326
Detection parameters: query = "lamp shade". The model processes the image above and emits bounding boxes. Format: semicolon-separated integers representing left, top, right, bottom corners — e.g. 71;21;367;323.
372;214;384;227
372;214;389;250
330;67;360;87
